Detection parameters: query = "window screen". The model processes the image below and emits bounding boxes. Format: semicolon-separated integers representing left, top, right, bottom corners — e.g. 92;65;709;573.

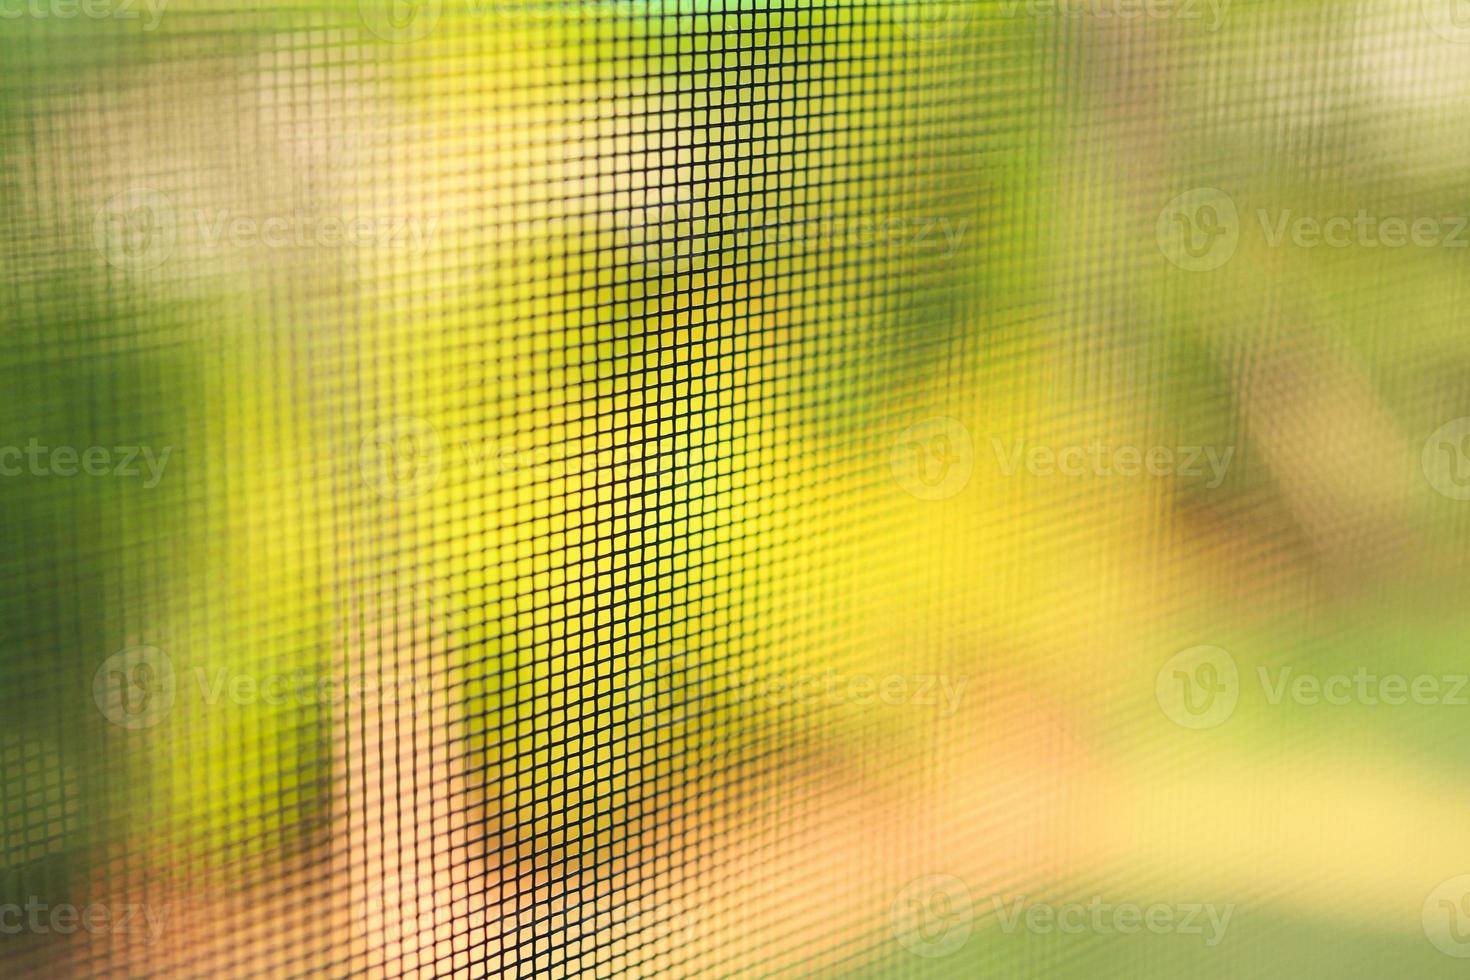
3;1;1470;977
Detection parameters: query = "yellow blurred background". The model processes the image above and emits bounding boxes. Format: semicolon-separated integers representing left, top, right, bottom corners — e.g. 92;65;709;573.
3;1;1470;977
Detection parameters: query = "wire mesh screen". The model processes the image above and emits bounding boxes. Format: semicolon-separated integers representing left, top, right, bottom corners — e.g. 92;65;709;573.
3;1;1470;977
